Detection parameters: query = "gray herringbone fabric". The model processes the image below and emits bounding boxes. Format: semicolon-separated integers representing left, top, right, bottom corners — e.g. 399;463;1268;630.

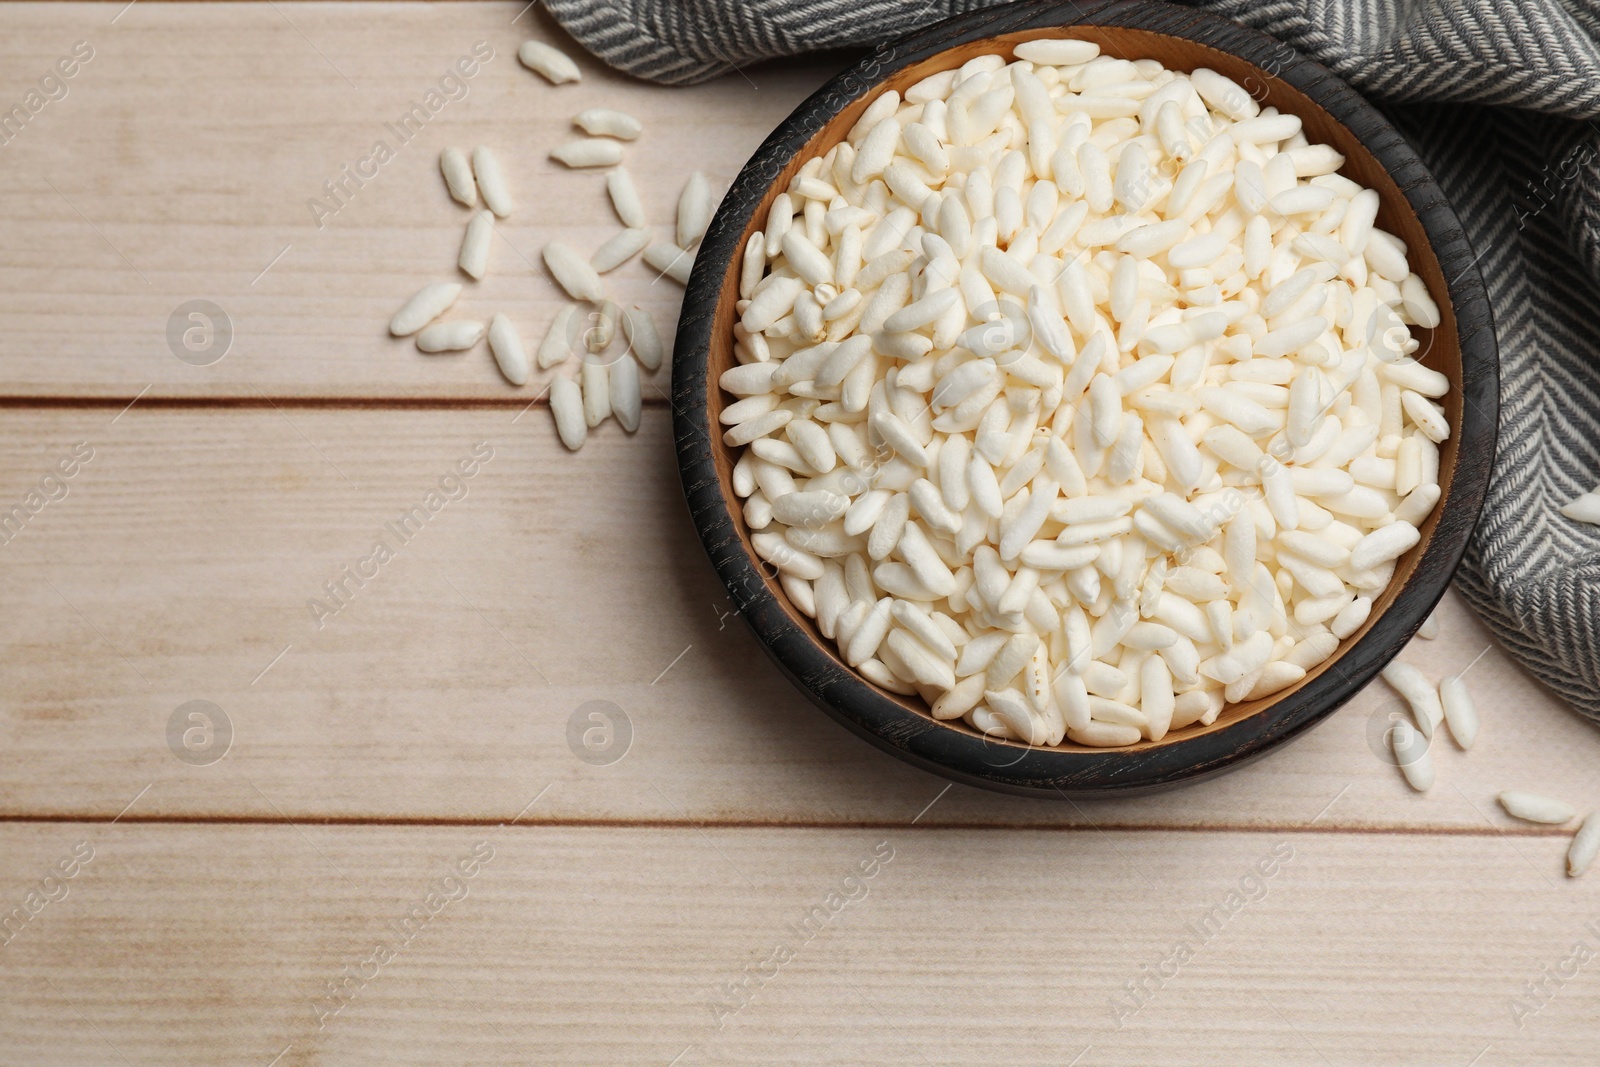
542;0;1600;720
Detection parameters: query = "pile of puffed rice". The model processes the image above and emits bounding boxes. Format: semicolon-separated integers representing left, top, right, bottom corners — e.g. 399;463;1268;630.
721;38;1450;748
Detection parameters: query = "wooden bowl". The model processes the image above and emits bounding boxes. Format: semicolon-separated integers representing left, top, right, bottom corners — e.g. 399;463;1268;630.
672;0;1498;797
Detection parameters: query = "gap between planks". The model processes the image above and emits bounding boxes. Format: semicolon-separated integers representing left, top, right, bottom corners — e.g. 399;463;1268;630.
0;812;1578;838
0;395;670;410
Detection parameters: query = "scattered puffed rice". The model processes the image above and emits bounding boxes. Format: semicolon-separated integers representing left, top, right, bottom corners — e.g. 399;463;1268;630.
1382;663;1444;739
472;146;513;217
1560;490;1600;526
519;40;580;84
1415;609;1439;639
588;299;618;353
416;319;484;352
644;242;693;284
581;358;611;427
610;355;642;432
487;313;529;386
623;305;663;371
591;228;651;273
539;304;580;369
1392;717;1433;791
397;57;678;417
551;138;625;168
440;147;477;208
677;171;714;249
1438;672;1477;748
608;167;647;228
390;282;461;336
1568;813;1600;877
459;210;494;280
574;107;642;140
543;240;605;302
550;373;586;449
1498;790;1576;825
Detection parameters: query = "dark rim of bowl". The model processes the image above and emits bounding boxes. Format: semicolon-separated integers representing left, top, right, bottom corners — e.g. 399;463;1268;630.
672;0;1499;798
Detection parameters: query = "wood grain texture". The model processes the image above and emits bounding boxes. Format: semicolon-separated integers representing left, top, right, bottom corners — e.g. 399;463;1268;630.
0;408;1590;830
1;824;1596;1066
0;2;828;399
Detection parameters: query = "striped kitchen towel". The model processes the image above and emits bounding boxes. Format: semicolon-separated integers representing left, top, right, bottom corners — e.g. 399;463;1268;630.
542;0;1600;721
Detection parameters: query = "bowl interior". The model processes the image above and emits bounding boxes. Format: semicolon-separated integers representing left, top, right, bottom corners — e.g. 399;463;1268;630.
702;25;1464;755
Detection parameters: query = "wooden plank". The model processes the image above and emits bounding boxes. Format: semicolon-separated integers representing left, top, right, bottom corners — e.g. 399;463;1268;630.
0;3;828;399
1;407;1594;829
0;823;1595;1064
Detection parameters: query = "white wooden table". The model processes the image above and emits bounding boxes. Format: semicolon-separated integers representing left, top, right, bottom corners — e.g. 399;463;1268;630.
0;4;1596;1063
